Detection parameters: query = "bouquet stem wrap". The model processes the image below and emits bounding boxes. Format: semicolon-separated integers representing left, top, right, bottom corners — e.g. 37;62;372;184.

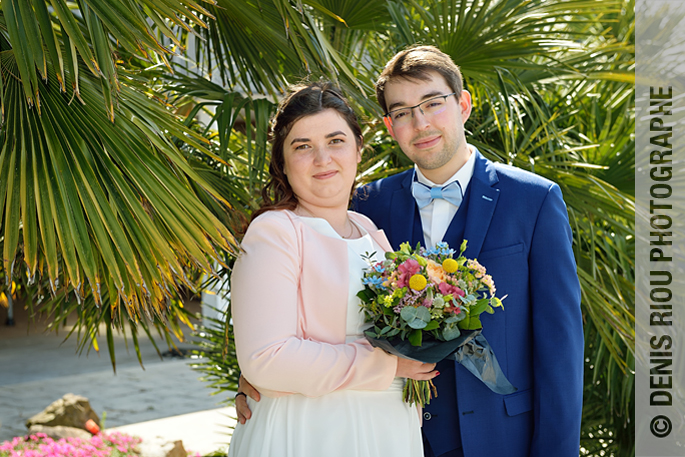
368;329;516;405
451;331;517;395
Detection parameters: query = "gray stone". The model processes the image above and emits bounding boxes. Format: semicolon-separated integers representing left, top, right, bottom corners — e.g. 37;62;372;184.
25;393;100;431
136;437;188;457
28;424;92;440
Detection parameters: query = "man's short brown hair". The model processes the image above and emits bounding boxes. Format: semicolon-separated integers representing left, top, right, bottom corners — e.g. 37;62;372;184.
376;45;464;114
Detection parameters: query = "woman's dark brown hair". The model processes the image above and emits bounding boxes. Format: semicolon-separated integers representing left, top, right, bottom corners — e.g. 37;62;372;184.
250;81;363;223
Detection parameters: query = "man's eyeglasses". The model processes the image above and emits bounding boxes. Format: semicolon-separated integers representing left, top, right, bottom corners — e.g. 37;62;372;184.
383;93;457;128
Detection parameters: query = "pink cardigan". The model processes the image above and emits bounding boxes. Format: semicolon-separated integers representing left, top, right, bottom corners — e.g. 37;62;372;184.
231;210;398;398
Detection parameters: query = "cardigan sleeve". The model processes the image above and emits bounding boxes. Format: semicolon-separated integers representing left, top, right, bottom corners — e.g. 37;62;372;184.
231;211;398;398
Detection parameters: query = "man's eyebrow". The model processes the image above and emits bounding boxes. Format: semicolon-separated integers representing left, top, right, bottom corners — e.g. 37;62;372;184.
387;90;445;112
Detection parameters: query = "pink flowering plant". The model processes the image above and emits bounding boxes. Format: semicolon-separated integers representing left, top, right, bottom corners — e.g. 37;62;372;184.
358;240;514;406
0;432;203;457
0;432;140;457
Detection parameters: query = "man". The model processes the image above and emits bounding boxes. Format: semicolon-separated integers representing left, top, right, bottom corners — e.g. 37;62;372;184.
237;45;584;457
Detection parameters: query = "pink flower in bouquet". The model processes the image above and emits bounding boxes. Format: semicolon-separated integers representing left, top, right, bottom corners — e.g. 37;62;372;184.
482;274;496;295
467;259;486;278
444;304;460;314
438;281;465;298
397;258;421;287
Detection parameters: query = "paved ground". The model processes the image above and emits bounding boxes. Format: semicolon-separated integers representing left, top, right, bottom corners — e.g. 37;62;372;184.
0;300;236;455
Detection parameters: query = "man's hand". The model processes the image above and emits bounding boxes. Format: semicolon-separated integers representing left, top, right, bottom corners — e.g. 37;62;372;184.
236;375;260;424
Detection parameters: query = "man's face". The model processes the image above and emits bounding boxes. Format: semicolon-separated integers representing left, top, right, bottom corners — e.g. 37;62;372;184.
383;71;472;184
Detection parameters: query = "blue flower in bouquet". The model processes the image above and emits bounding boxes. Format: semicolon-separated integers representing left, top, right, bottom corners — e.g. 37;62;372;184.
362;276;386;289
424;242;455;257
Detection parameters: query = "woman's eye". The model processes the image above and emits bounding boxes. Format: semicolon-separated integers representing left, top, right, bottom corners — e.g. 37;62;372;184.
330;138;344;144
294;144;310;150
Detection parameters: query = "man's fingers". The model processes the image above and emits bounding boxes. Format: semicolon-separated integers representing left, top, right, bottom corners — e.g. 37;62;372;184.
239;374;261;402
244;383;261;402
235;395;252;423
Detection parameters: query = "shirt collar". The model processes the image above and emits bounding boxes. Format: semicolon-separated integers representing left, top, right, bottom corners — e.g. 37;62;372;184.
414;144;476;192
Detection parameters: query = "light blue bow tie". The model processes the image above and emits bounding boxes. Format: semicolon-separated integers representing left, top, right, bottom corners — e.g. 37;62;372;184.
412;180;463;208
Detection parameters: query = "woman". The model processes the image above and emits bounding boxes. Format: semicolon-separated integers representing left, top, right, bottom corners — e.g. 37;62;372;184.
228;82;438;457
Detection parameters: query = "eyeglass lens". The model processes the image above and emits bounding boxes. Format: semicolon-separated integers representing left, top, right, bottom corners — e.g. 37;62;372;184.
387;93;455;127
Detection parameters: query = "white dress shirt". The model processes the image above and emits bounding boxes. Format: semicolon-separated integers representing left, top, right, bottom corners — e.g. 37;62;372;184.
415;145;476;248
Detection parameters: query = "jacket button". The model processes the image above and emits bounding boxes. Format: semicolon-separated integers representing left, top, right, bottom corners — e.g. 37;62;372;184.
423;412;432;420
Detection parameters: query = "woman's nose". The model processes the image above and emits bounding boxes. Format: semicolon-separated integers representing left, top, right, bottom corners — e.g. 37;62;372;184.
313;146;332;164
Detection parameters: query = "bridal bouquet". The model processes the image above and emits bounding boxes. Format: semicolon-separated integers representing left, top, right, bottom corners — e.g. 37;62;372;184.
358;241;515;406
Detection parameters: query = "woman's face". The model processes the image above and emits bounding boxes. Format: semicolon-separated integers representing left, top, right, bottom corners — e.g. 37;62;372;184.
283;109;361;211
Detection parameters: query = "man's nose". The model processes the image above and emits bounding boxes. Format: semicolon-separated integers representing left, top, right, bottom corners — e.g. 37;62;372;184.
411;107;430;130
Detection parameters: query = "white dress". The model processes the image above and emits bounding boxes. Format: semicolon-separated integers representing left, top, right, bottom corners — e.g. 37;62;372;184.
227;216;423;457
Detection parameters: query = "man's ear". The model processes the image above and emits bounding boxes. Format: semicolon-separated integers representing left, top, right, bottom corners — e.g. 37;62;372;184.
459;90;473;123
383;116;396;139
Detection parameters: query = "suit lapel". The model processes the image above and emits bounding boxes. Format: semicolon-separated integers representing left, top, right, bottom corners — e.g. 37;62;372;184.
462;152;500;258
389;171;420;249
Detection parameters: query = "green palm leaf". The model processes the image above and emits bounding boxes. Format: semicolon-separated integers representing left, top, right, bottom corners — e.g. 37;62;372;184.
0;0;214;116
0;48;236;317
386;0;633;88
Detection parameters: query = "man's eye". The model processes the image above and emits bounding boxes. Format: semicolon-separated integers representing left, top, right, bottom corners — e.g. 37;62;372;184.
393;110;408;120
426;101;443;108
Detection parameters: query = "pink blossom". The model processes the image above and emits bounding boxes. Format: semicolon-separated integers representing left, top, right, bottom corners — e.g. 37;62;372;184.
0;430;141;457
397;258;421;288
399;258;421;275
438;282;465;298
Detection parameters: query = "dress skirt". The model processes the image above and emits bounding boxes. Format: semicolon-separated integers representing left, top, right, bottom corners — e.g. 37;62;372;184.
228;378;422;457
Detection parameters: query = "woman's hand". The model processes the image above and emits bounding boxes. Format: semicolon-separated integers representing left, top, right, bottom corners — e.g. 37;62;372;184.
395;357;439;380
236;375;261;424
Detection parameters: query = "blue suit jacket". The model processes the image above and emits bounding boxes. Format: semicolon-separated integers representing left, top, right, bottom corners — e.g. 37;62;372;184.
353;151;584;457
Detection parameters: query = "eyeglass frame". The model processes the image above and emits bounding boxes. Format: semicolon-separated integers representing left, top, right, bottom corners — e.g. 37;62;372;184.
382;92;458;125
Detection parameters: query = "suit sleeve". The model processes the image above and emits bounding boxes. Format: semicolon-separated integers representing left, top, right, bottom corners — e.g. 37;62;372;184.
231;213;398;397
528;184;584;456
